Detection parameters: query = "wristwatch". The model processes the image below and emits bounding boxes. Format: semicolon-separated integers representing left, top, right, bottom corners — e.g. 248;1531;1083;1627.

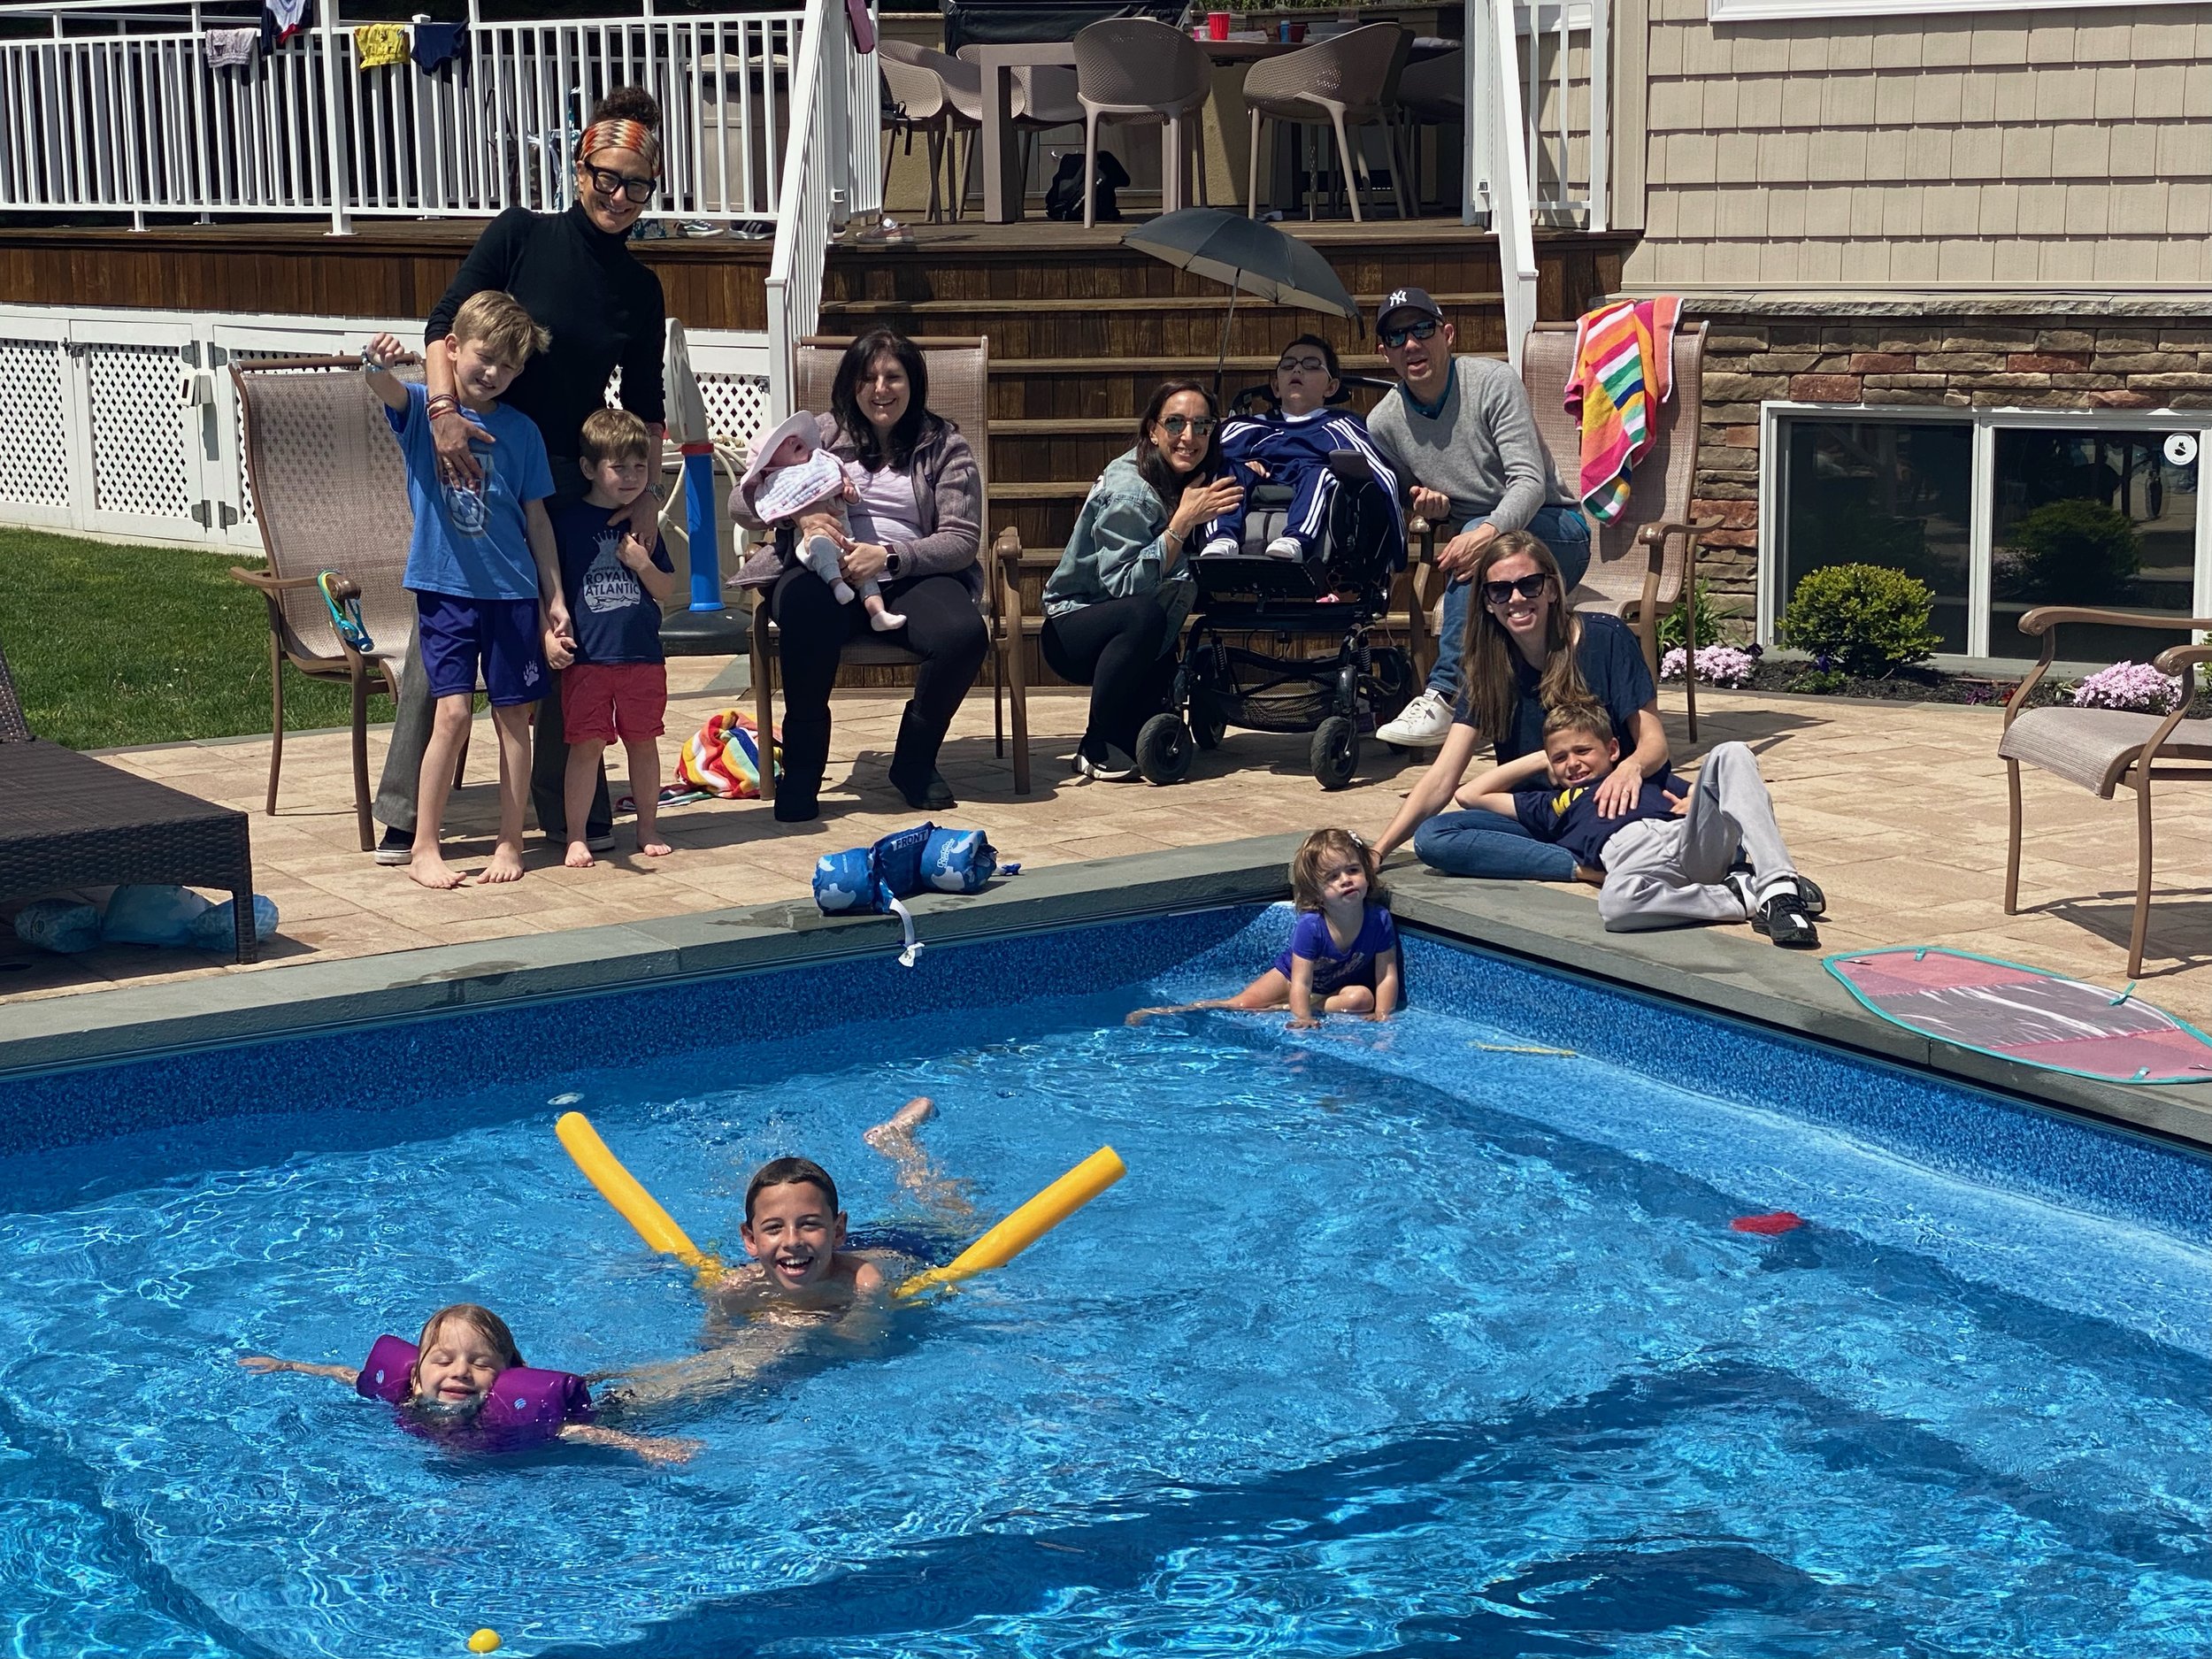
884;548;903;580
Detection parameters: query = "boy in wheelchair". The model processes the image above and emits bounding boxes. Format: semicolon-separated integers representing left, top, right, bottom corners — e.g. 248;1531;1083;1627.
1199;334;1404;570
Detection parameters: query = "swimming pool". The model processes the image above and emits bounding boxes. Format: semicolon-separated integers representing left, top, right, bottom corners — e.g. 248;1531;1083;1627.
0;907;2203;1657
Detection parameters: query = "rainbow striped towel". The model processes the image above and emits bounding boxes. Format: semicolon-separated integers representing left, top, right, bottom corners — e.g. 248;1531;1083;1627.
1563;296;1682;524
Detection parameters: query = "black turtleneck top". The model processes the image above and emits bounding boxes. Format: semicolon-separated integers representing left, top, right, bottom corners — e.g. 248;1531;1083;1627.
426;203;667;470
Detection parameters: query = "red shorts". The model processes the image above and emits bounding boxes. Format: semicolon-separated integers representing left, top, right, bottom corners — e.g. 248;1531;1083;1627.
561;662;668;744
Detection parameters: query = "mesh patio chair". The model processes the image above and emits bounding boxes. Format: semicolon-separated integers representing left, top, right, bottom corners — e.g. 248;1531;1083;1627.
1073;18;1212;229
1999;610;2212;978
230;357;419;851
1243;23;1409;223
1520;318;1714;739
885;41;1080;223
1394;47;1463;211
0;625;259;963
749;336;1031;799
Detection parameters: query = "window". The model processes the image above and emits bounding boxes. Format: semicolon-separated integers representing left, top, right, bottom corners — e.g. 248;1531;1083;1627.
1765;410;2210;662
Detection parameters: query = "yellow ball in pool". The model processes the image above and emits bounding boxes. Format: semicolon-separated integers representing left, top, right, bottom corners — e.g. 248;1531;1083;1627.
467;1632;501;1655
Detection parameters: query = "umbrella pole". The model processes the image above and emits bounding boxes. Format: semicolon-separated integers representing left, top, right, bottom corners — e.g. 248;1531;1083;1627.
1214;273;1240;405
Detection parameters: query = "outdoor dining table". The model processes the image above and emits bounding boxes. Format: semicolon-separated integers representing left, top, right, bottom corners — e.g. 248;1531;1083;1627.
967;36;1319;225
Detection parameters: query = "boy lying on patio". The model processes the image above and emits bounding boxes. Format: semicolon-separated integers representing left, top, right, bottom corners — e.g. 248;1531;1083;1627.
1459;703;1825;947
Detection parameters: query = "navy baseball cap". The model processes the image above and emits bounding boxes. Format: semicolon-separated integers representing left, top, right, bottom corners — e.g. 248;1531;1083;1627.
1376;286;1445;332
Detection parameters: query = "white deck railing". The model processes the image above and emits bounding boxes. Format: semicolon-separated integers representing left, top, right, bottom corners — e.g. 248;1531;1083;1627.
0;0;876;232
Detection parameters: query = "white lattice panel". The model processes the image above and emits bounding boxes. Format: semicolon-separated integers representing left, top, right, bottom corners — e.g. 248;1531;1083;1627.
699;373;771;449
88;344;190;518
0;338;69;509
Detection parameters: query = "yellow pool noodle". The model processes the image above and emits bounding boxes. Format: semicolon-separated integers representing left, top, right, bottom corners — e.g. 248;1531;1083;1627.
895;1146;1125;1301
556;1110;723;1279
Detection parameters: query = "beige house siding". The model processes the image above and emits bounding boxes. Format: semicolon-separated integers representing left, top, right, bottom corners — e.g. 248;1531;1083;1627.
1621;2;2212;291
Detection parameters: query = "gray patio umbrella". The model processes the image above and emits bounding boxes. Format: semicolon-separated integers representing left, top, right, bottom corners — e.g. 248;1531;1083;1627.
1121;208;1360;396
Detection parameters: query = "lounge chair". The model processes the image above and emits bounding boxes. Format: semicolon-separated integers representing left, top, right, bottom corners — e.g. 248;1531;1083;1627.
230;357;418;852
749;335;1031;799
2000;607;2212;978
0;627;259;963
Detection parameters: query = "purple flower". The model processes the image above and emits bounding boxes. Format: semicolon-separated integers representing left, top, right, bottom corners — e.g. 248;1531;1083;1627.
1660;645;1756;687
2073;661;2182;714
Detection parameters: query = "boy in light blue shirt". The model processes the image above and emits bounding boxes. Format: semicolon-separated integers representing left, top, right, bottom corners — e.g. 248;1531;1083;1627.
362;289;572;891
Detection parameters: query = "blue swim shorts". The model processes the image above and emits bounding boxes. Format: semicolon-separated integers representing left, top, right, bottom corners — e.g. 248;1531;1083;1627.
414;591;548;707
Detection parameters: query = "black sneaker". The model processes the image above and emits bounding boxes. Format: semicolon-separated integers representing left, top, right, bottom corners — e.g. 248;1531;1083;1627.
772;789;819;823
1754;891;1822;949
373;825;414;866
890;768;956;811
1732;862;1825;918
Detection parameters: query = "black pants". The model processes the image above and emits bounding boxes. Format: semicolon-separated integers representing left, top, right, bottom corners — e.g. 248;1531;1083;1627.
771;565;988;799
1041;594;1177;761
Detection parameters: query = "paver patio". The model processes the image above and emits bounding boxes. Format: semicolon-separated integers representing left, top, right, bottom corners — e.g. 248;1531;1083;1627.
2;661;2204;1025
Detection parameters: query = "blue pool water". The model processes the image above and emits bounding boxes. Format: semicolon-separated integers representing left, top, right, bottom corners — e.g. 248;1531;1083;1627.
0;909;2204;1657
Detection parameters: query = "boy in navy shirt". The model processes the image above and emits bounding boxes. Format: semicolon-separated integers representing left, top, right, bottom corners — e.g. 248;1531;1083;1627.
1463;703;1824;946
1199;334;1402;562
549;408;677;866
363;293;569;891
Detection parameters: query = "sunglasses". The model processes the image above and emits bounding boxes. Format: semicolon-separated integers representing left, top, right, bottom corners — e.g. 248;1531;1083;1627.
585;165;657;204
1379;317;1440;349
1275;355;1329;374
1481;572;1551;605
1158;414;1217;437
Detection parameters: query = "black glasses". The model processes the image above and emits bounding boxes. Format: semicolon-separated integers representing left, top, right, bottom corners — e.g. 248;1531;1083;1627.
1481;572;1550;604
1379;317;1440;349
1276;355;1328;374
1158;414;1217;437
586;165;657;204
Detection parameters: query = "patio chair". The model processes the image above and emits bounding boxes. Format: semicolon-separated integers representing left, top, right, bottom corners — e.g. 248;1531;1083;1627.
1394;47;1463;211
749;335;1030;799
1073;18;1211;229
1999;610;2212;978
1520;317;1715;740
0;626;259;963
1242;24;1409;223
230;357;419;852
883;41;1079;223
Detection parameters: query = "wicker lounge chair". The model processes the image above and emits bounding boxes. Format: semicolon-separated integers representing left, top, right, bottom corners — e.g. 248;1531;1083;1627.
0;628;259;963
749;335;1030;799
230;357;419;852
2000;607;2212;978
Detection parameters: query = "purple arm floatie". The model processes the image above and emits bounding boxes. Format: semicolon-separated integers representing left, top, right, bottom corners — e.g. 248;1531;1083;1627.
354;1336;593;1437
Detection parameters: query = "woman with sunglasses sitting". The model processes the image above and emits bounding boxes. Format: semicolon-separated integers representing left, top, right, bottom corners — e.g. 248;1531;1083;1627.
373;87;670;862
1041;381;1243;780
1372;530;1668;879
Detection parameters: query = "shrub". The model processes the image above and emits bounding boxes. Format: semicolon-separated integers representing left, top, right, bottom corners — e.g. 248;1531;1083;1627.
1778;564;1942;679
1994;500;2140;603
2072;660;2182;714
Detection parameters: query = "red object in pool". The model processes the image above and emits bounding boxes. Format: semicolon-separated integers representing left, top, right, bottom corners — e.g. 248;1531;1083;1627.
1731;1211;1804;1234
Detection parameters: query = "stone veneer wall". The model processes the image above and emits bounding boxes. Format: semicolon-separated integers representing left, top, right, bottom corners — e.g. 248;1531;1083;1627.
1680;303;2212;616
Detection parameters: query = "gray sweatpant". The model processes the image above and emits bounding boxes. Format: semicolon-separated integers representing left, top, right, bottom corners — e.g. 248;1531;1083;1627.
1596;741;1797;932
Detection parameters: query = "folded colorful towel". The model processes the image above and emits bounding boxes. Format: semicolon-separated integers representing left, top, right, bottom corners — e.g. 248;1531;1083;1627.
355;23;407;68
1563;296;1682;525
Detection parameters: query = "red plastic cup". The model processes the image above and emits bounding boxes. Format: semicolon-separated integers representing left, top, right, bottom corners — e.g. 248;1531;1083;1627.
1207;11;1230;40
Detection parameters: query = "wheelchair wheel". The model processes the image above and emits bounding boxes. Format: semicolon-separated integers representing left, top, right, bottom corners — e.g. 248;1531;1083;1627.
1310;715;1359;790
1136;712;1194;785
1188;689;1228;751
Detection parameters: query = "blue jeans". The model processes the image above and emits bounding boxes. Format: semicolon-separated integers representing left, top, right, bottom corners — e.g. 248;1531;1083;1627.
1428;503;1593;701
1414;810;1579;881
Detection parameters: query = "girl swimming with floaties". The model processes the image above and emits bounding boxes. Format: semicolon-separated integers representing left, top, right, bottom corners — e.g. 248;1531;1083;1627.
241;1302;698;1463
1128;827;1402;1028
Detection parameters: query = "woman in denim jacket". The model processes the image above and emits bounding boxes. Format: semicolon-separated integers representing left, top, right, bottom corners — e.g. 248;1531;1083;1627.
1042;381;1241;780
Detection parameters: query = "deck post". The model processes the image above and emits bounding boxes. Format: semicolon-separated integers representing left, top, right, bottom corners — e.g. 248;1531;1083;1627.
319;4;350;233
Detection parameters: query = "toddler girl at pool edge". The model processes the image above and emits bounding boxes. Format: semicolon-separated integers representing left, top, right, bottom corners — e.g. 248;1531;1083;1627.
1128;827;1402;1028
241;1302;698;1464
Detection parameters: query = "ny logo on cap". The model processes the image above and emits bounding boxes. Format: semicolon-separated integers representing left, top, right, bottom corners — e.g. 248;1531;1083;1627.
1385;288;1412;310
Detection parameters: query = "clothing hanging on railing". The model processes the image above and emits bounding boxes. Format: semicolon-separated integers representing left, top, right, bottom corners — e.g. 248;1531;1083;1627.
260;0;311;55
204;27;257;68
411;21;468;73
355;24;408;68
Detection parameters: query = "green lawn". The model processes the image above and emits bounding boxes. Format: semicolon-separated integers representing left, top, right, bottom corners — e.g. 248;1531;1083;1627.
0;527;358;750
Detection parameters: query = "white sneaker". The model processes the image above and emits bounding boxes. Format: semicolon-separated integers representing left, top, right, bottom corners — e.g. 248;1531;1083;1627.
1377;688;1455;747
1263;535;1302;560
1199;536;1238;559
1075;747;1139;782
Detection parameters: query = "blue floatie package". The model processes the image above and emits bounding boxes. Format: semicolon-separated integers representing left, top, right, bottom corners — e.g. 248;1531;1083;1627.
812;846;891;915
101;883;211;947
12;897;101;954
189;895;280;949
922;827;997;894
813;825;1012;964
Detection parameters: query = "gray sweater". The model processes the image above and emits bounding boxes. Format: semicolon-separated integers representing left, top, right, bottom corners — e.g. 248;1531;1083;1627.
1364;356;1576;535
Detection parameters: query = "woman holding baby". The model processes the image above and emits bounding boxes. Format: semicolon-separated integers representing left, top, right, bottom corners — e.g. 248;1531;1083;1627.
734;329;987;823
